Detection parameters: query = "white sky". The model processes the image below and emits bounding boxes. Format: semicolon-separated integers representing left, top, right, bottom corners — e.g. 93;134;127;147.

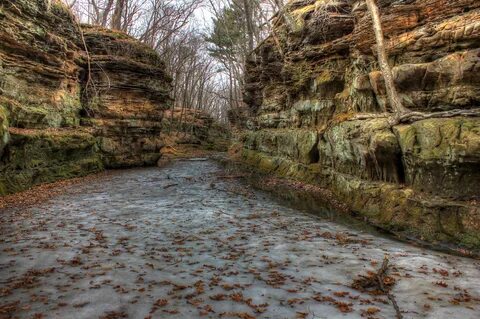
192;3;216;34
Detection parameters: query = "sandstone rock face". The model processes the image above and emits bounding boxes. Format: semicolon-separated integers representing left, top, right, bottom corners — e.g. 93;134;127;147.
237;0;480;249
0;128;102;195
81;26;172;167
0;0;172;194
0;106;10;157
0;0;83;128
161;108;231;153
394;118;480;199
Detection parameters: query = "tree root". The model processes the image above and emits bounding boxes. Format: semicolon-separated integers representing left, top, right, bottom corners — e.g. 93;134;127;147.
396;108;480;124
352;255;403;319
346;108;480;126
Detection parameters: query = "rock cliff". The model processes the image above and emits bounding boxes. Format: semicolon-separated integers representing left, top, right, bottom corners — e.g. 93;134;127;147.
161;107;231;153
236;0;480;250
0;0;172;194
80;26;172;167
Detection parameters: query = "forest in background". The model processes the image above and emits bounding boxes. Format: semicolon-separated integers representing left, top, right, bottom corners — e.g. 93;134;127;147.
61;0;284;123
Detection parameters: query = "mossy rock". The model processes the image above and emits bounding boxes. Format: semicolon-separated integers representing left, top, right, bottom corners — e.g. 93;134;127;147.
394;117;480;199
0;105;9;156
0;0;83;130
81;25;167;72
0;129;103;195
319;118;403;183
244;129;319;164
236;147;480;250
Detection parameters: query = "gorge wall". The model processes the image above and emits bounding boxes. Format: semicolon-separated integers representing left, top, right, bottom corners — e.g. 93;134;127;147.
236;0;480;250
0;0;172;194
161;107;231;154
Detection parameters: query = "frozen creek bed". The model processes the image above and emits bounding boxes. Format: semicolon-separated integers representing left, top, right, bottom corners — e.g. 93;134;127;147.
1;159;479;319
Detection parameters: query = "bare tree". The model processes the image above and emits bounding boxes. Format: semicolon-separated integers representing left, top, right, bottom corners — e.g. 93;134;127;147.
365;0;409;114
63;0;277;123
111;0;125;29
242;0;254;52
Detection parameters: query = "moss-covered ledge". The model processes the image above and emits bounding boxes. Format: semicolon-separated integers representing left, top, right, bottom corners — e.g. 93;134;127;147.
0;128;103;195
234;146;480;255
0;105;9;156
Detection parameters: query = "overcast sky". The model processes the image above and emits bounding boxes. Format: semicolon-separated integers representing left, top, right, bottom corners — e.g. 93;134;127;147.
192;2;216;34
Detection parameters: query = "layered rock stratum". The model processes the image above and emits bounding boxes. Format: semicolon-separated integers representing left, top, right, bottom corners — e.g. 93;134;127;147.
0;0;172;193
235;0;480;249
80;26;172;167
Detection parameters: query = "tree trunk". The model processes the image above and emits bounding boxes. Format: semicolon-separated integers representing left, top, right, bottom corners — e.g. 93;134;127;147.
111;0;125;30
243;0;255;52
365;0;409;114
101;0;115;27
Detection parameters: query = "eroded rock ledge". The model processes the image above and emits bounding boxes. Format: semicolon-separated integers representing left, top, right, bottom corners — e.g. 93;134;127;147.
235;0;480;249
0;0;172;193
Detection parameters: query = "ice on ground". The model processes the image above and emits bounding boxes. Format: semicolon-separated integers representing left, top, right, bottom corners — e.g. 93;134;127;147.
1;160;479;319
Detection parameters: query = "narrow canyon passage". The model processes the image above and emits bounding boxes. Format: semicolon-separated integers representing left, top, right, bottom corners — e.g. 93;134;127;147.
1;160;479;319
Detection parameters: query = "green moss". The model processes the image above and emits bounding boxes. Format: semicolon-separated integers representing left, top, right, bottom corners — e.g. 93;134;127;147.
3;99;82;129
395;118;480;162
236;146;480;251
0;130;103;195
244;129;318;164
288;0;334;33
394;117;480;198
0;105;9;155
460;234;480;249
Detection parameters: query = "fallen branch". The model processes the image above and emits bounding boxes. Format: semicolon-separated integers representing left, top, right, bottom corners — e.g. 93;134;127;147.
376;257;402;319
352;255;403;319
215;174;249;179
211;185;253;197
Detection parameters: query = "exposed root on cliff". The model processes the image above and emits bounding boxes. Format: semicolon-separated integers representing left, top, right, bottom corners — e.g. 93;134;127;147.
395;108;480;124
344;108;480;125
352;256;403;319
77;23;112;117
77;17;95;117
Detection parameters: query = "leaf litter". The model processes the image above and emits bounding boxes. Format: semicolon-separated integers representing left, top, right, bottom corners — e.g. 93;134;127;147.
0;160;479;318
